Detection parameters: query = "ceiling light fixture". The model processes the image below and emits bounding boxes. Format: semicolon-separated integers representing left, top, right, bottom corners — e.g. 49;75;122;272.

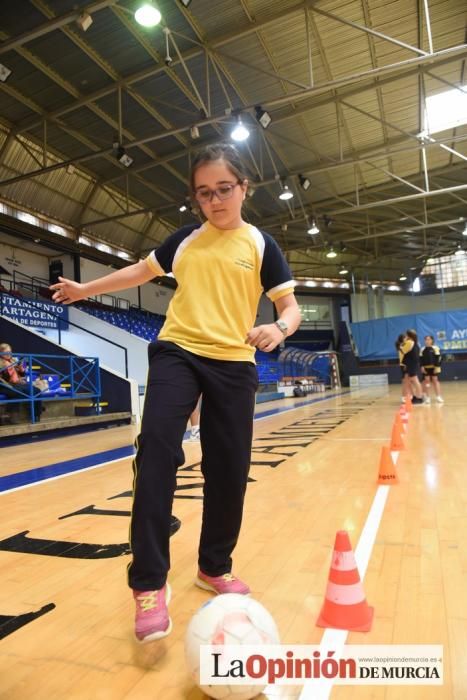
326;248;337;258
279;182;293;201
231;115;250;142
135;2;162;27
307;219;319;235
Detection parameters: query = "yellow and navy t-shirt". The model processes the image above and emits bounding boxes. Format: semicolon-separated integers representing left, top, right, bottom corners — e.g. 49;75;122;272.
397;346;405;367
400;338;420;372
145;222;295;361
420;345;441;372
400;338;414;364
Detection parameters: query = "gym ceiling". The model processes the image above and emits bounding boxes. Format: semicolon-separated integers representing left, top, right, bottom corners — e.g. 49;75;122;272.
0;0;466;285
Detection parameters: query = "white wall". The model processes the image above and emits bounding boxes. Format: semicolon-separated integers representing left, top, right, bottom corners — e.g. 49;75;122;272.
80;257;174;315
80;257;140;307
0;235;75;284
1;239;47;280
140;282;173;315
1;239;49;282
0;234;173;315
351;289;467;322
42;307;150;385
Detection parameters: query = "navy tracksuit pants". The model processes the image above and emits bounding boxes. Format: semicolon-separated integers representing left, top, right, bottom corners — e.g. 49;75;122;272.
127;340;258;591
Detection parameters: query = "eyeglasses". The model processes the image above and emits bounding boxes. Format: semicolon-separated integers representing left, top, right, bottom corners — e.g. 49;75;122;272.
194;182;241;204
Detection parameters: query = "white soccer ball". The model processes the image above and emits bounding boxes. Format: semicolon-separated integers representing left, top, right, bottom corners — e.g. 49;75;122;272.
185;593;280;700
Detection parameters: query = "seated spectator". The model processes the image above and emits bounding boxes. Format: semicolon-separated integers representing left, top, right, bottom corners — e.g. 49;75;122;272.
0;343;42;423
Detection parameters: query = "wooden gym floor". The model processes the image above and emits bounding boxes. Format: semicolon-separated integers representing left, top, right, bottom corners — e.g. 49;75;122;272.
0;383;466;699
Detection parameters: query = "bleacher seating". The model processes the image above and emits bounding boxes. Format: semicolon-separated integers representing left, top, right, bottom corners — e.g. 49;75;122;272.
76;302;165;342
255;349;280;383
26;372;72;397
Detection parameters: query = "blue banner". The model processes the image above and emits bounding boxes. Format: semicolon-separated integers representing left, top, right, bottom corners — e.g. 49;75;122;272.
350;308;467;359
1;294;69;330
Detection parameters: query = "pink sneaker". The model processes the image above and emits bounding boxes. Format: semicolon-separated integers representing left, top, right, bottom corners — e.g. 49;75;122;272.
196;570;250;595
133;583;172;642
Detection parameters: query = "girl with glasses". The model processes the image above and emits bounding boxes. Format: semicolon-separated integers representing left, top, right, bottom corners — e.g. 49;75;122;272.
50;142;301;643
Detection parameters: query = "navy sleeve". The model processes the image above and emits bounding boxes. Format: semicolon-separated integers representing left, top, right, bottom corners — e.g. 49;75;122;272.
149;224;199;274
260;231;294;299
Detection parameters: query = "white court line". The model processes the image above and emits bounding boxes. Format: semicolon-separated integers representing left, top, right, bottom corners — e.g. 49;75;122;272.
1;391;357;495
0;456;129;495
2;388;384;496
253;391;352;422
296;454;399;700
322;437;389;442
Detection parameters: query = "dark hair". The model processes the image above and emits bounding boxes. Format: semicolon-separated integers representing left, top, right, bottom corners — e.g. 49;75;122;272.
406;329;418;343
425;335;434;342
395;333;405;351
190;143;248;193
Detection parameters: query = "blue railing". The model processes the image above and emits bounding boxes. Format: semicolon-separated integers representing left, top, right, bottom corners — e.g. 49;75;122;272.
1;291;129;378
0;353;100;423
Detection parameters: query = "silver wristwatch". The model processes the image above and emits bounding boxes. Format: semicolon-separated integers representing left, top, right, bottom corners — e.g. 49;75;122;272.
274;319;288;336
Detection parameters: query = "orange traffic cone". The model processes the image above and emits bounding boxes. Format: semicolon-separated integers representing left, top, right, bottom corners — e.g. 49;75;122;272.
399;409;409;432
317;531;374;632
390;423;405;450
377;445;399;484
394;413;406;435
404;396;412;413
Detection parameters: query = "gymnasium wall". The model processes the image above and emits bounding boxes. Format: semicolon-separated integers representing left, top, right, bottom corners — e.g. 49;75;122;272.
0;232;174;315
351;289;466;322
69;256;175;315
0;235;73;282
351;308;467;360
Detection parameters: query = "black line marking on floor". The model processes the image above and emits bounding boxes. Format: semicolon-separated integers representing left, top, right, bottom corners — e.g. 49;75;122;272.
0;531;131;558
0;603;56;640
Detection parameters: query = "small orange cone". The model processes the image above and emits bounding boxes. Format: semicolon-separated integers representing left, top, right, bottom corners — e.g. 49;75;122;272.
394;413;406;435
399;406;409;425
390;423;405;450
317;531;374;632
404;396;412;413
377;445;399;484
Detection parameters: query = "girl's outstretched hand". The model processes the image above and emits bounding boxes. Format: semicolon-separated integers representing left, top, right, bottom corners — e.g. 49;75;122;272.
50;277;86;304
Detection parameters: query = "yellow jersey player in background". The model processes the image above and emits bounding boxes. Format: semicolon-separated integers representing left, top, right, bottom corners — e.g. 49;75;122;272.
400;330;424;405
421;335;444;404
